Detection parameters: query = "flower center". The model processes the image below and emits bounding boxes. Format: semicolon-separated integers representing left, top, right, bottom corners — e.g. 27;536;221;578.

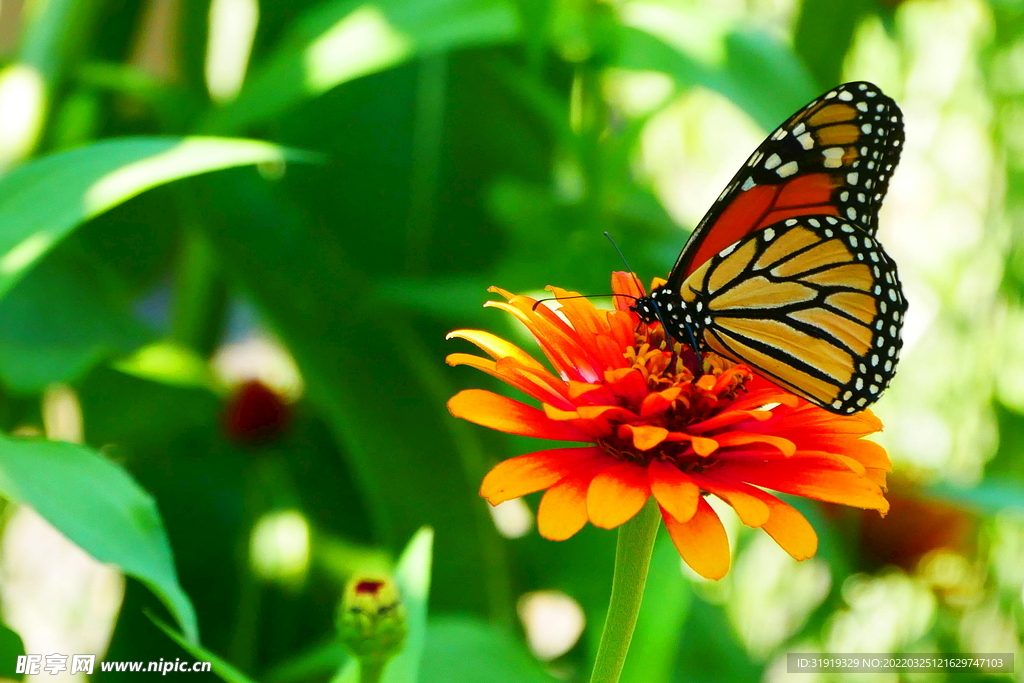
598;331;754;470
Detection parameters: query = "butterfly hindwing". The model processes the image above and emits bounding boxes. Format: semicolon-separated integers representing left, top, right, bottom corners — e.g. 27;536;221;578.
668;82;904;284
667;215;906;414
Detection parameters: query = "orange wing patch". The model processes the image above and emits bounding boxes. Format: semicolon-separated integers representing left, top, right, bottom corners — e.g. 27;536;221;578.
770;239;854;278
787;308;873;356
755;226;822;270
710;276;817;311
805;102;858;126
668;82;903;285
705;328;844;405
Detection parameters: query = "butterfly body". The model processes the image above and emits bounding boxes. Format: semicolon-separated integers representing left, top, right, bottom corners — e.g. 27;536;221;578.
632;82;907;415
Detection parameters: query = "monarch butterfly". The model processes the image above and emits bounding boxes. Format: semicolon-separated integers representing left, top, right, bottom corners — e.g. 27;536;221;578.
632;81;907;415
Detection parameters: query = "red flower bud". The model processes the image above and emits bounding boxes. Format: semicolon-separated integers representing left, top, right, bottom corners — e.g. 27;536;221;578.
224;380;291;444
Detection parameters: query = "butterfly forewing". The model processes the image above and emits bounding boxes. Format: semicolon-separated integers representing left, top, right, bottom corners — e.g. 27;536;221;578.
679;215;906;414
631;82;907;414
668;82;904;285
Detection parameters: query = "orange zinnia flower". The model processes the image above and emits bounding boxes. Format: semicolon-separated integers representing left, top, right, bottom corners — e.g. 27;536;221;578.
446;273;891;580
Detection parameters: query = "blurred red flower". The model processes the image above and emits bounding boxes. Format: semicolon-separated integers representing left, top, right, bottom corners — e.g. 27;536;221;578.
224;379;291;444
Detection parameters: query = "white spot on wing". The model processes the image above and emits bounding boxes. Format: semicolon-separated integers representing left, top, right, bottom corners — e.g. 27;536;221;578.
777;161;798;177
822;146;844;168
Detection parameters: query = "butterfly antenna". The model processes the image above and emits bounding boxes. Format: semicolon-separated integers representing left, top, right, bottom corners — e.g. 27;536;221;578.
603;232;646;294
531;293;638;312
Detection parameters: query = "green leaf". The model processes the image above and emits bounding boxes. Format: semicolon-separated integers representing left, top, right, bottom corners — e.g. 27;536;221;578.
721;29;819;129
793;0;872;90
112;340;218;391
202;0;520;134
78;367;219;449
420;616;555;683
266;639;349;683
674;598;762;682
0;622;25;679
614;24;818;131
987;401;1024;481
385;526;433;683
0;136;312;302
149;613;257;683
0;244;153;392
0;435;198;642
615;26;709;91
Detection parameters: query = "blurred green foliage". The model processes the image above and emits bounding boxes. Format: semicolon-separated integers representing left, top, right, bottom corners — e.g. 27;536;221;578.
0;0;1018;681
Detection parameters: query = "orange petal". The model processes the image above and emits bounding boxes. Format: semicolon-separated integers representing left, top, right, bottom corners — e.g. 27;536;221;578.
545;288;611;370
543;404;580;421
618;424;669;451
448;353;573;409
605;368;649;404
687;409;772;433
830;453;867;476
692;474;770;527
845;439;891;470
775;403;881;438
648;459;699;523
594;333;631;370
727;386;800;412
640;387;681;417
606;310;637;350
691;435;719;456
446;329;547;371
538;472;601;540
718;455;889;512
484;299;600;383
663;497;731;580
487;285;516;299
611;271;646;309
568;381;610;401
802;436;892;471
757;491;818;561
448;390;591;442
548;286;603;333
547;288;626;372
495;357;574;404
715;432;796;456
712;365;754;394
577;405;638;421
587;462;651;529
695;375;716;391
864;467;889;490
479;447;606;505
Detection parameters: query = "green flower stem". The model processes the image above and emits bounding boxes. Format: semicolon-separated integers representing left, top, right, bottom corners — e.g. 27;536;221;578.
589;497;662;683
359;659;386;683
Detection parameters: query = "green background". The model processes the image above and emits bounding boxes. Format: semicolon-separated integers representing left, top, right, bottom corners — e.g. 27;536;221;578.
0;0;1018;681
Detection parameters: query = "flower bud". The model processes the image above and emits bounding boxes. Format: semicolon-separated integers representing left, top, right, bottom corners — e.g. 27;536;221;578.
223;380;291;444
337;575;406;665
